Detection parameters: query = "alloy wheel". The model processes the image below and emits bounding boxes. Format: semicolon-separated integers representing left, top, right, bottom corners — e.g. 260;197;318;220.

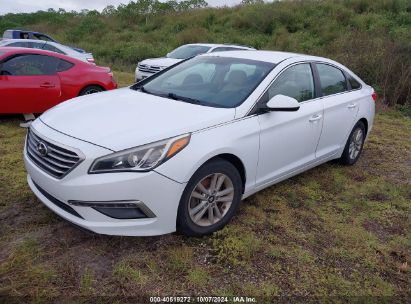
188;173;234;227
348;128;363;160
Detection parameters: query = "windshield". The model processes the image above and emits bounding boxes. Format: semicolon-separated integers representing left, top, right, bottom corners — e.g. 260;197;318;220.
133;56;275;108
167;45;211;59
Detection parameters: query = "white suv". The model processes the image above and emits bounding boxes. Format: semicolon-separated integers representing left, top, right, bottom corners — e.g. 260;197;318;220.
135;43;255;81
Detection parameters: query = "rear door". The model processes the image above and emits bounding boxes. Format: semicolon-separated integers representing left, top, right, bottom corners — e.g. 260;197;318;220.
0;54;61;113
313;63;359;158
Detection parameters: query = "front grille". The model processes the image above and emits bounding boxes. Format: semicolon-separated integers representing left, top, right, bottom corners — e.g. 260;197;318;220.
26;128;83;179
138;64;161;74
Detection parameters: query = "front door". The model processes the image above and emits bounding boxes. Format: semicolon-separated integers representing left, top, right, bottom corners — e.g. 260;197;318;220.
0;54;61;113
256;63;323;188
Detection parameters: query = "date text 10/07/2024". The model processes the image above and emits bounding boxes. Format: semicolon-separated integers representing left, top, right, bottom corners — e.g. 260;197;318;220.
149;296;257;303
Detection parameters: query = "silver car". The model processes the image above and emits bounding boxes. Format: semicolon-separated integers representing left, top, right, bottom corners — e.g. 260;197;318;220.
0;39;95;64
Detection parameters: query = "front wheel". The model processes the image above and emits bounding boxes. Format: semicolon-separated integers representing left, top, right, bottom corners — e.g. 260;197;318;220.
177;158;243;236
339;121;366;165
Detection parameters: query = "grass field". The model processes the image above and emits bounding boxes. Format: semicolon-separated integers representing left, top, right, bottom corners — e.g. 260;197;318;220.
0;73;410;301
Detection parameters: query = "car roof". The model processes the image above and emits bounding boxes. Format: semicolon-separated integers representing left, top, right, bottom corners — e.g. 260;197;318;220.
186;43;254;50
0;47;83;63
201;50;328;64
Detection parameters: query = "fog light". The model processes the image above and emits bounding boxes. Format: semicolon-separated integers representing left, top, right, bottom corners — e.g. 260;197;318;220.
67;200;155;219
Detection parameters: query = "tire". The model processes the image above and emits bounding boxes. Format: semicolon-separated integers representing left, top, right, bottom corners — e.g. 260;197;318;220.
177;158;243;236
339;121;366;165
79;85;104;96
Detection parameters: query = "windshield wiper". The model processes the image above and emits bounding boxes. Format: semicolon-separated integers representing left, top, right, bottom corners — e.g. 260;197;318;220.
167;92;202;105
133;86;202;105
131;84;148;92
135;85;156;96
139;86;149;93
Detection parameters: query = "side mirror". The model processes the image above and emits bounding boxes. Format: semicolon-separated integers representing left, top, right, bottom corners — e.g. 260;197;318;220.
264;94;300;112
166;53;171;58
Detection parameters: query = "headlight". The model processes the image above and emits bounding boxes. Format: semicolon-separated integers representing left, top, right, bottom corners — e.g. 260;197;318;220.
89;134;190;173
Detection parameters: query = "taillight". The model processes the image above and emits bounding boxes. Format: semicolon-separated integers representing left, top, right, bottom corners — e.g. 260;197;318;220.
108;71;116;85
371;92;378;102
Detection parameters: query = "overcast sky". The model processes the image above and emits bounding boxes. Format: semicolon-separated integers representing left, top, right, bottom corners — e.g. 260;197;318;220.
0;0;246;15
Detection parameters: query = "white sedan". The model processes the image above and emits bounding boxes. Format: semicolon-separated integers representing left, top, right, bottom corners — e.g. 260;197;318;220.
0;39;95;64
24;50;376;236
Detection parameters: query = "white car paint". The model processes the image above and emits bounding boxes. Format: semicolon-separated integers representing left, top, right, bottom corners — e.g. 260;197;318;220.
0;39;95;63
40;88;235;151
135;43;255;81
24;50;375;236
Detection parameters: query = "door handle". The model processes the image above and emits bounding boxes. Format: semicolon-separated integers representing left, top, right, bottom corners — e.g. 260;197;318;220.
40;82;55;88
347;103;357;109
309;114;322;122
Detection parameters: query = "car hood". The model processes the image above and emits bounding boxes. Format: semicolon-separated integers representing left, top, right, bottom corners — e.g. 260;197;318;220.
140;57;182;68
40;88;235;151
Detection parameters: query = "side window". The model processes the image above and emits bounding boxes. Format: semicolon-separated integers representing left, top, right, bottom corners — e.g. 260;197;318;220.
316;64;347;96
0;54;60;76
7;42;30;48
347;75;361;90
43;44;65;54
211;47;226;53
31;42;44;50
20;32;30;39
224;47;245;51
211;47;243;53
57;59;74;72
267;63;315;102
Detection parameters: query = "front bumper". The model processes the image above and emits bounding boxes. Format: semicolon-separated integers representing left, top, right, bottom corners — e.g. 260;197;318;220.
135;69;156;82
107;81;118;90
24;121;186;236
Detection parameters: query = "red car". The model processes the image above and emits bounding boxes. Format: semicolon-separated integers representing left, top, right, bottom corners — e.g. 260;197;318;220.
0;47;117;114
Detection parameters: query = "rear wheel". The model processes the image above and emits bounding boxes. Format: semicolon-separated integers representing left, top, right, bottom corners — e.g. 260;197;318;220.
177;158;242;236
79;85;104;96
339;121;366;165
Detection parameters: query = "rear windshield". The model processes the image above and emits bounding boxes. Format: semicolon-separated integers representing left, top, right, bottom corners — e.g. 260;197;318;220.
2;30;13;39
